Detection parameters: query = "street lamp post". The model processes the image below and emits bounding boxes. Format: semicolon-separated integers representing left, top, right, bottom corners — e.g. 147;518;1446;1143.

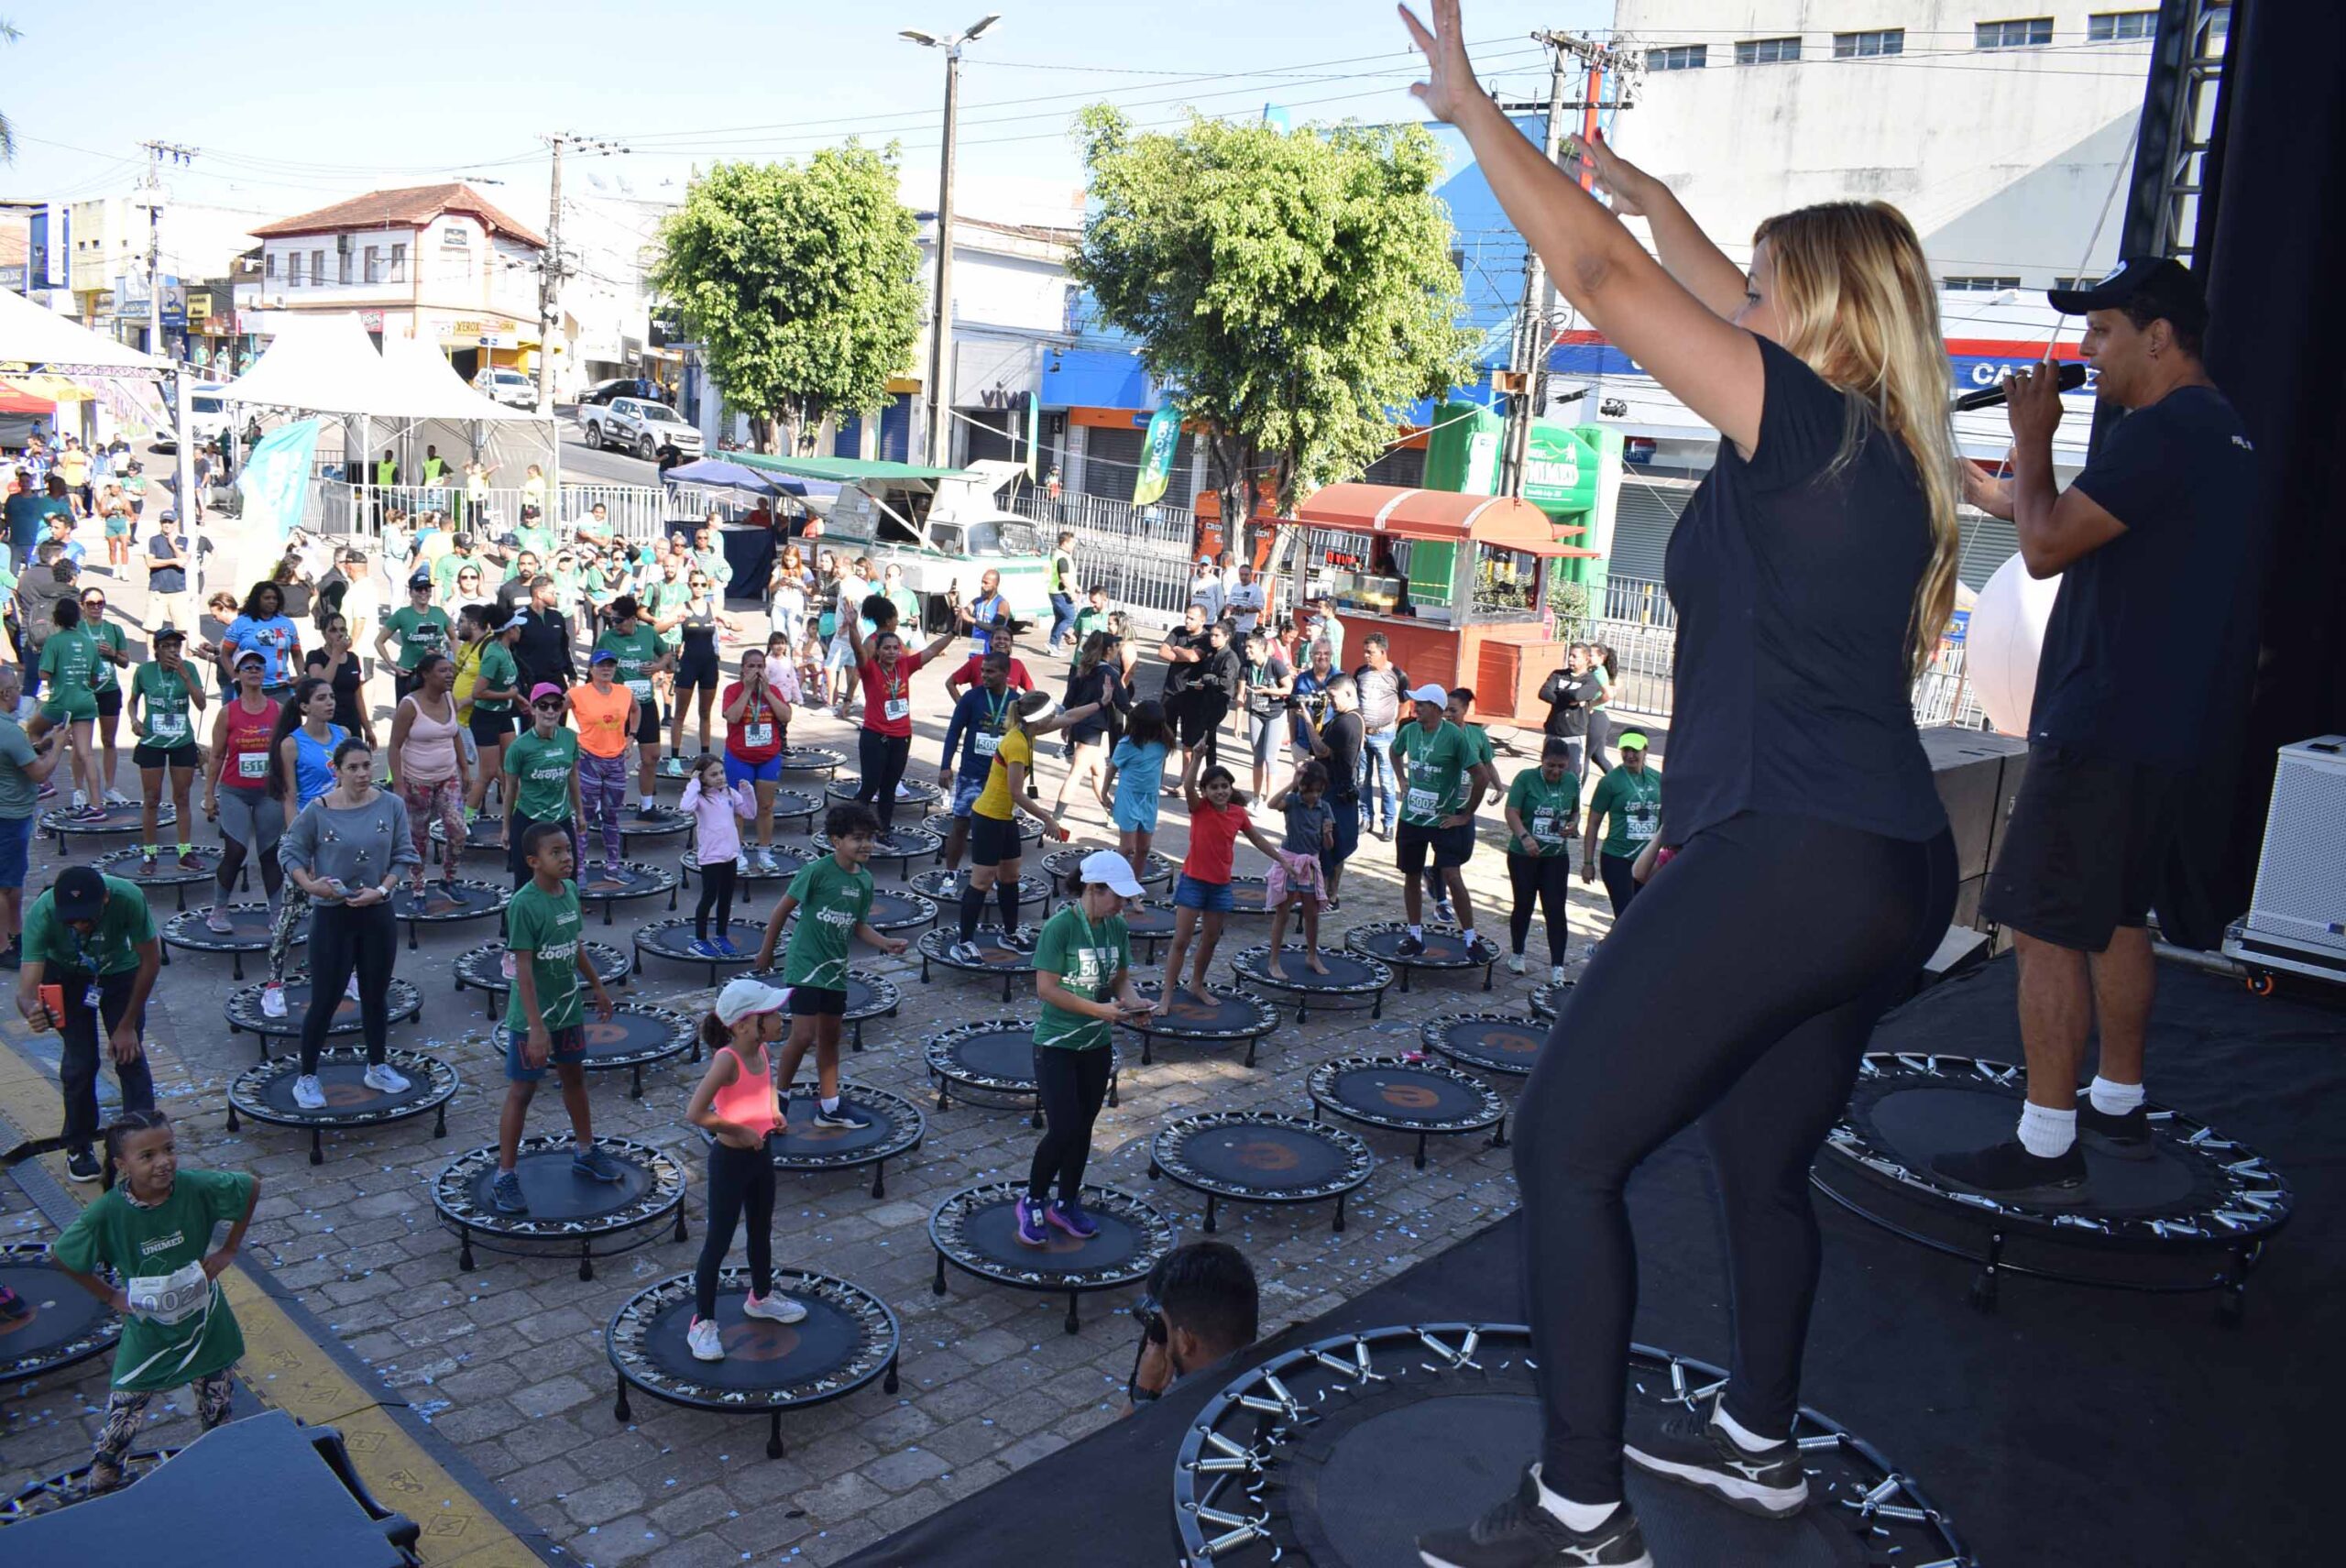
901;14;1001;467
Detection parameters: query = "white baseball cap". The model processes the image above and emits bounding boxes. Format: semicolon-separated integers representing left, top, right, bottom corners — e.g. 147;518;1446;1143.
715;977;792;1025
1076;850;1146;899
1409;684;1449;706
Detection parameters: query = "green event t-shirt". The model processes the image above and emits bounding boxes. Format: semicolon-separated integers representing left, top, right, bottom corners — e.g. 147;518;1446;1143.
0;715;38;818
1464;721;1495;769
1392;719;1476;827
38;624;99;701
50;1168;256;1392
432;551;480;598
1591;765;1662;859
780;855;872;991
595;624;663;702
647;579;693;648
1068;607;1111;667
23;873;159;975
1506;769;1580;858
511;523;556;558
87;620;128;693
131;663;201;751
383;606;452;672
505;878;586;1032
503;728;578;822
1031;904;1129;1051
473;641;520;714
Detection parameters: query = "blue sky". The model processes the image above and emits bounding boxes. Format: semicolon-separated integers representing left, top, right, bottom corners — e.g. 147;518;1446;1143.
4;0;1611;221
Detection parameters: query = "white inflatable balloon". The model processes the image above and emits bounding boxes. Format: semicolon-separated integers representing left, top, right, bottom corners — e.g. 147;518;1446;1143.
1967;553;2063;738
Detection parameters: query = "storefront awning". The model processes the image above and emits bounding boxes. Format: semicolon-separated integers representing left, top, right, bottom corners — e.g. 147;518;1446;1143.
1292;484;1595;555
727;453;964;486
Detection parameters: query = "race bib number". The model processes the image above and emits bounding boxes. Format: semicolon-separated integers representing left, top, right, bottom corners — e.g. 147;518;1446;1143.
1530;813;1560;842
238;751;269;781
127;1261;212;1326
883;697;910;722
974;733;1001;758
1406;786;1439;817
744;722;773;748
1626;802;1660;837
626;678;652;701
150;712;187;740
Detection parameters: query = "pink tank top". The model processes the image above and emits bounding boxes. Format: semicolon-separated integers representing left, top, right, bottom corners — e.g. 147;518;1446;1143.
712;1042;777;1137
400;694;462;784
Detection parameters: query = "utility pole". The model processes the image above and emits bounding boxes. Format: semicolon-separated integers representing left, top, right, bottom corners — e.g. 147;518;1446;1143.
137;141;198;361
903;15;1002;467
534;133;626;415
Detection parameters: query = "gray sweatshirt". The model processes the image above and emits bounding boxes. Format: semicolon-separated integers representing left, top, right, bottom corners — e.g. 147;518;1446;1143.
279;791;422;890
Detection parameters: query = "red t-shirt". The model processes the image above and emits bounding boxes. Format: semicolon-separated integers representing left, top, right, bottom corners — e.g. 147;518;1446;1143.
1184;799;1250;883
857;651;926;739
951;654;1031;691
723;681;785;763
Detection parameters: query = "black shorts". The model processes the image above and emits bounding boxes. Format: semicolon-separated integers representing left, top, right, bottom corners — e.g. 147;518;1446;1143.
676;647;719;693
969;813;1022;866
468;707;515;745
1980;743;2180;952
1396;819;1475;874
1172;690;1227;748
95;687;122;718
132;742;198;771
394;670;422;702
633;696;663;745
788;985;847;1017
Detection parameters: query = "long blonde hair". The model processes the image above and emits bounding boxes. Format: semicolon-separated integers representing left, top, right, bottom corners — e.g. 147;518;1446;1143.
1751;202;1960;679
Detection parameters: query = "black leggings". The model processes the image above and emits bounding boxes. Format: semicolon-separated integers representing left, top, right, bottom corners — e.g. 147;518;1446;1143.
695;857;739;941
1027;1045;1113;1205
1519;811;1953;1504
694;1139;775;1321
299;901;398;1075
1597;850;1640;917
1506;852;1573;964
856;729;912;830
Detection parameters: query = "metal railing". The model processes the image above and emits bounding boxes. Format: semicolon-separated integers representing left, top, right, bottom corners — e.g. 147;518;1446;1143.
1009;490;1198;629
313;480;673;543
1593;574;1678;629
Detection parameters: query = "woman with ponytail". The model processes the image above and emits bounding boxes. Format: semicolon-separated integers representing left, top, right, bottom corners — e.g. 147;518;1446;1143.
1402;8;1957;1564
679;978;805;1363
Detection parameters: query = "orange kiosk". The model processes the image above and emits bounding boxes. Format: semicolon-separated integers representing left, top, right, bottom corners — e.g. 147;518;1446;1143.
1277;483;1598;726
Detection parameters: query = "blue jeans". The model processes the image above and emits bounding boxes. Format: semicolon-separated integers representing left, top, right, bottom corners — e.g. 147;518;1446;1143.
1363;726;1399;828
1047;592;1077;647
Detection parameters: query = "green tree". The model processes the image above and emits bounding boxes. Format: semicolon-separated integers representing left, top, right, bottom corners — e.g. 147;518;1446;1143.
650;145;924;454
1071;106;1477;534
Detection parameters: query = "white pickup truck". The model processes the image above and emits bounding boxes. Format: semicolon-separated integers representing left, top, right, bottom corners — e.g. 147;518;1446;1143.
584;397;706;463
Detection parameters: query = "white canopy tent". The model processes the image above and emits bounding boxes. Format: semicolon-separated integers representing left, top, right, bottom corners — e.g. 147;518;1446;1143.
0;287;171;376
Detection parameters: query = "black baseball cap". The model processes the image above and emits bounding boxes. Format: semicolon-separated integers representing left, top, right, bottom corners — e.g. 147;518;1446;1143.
53;865;107;923
2047;257;2206;329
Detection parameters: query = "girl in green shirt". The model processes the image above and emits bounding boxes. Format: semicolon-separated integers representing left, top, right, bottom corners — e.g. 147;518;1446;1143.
1503;737;1581;984
32;598;104;819
81;587;134;806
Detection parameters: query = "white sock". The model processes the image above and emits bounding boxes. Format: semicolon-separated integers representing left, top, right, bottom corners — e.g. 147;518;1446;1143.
2016;1101;2076;1158
2088;1075;2144;1116
1460;927;1478;945
820;1095;839;1114
1408;924;1423;940
1713;1401;1780;1453
1530;1464;1615;1533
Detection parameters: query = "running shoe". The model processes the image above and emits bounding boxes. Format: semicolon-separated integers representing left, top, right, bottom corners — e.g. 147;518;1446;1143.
2077;1095;2154;1160
686;1316;725;1362
63;1146;102;1183
36;782;57;802
1928;1138;2088;1204
291;1074;327;1111
1432;898;1456;926
997;929;1034;954
634;803;663;821
752;848;777;873
1624;1399;1809;1519
663;756;687;779
204;906;235;935
1506;953;1527;976
260;982;289;1019
1396;933;1426;958
572;1144;627;1183
104;790;132;807
813;1101;872;1132
74;803;109;822
1046;1199;1099;1240
712;936;740;958
1013;1193;1050;1247
177;850;203;871
894;780;914;798
139;851;158;876
362;1062;411;1094
0;1282;28;1322
462;806;479;824
1551;965;1568;987
71;790;87;810
346;972;361;1001
1417;1469;1652;1568
1465;935;1501;965
948;939;983;964
490;1169;529;1213
501;948;519;981
689;938;723;959
742;1291;808;1325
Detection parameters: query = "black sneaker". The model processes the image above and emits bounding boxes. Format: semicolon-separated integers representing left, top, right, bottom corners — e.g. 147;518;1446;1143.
1465;935;1501;965
1418;1468;1651;1568
996;929;1034;954
1624;1399;1808;1519
1397;933;1426;958
812;1101;872;1131
2077;1095;2154;1161
1929;1137;2088;1204
64;1146;102;1183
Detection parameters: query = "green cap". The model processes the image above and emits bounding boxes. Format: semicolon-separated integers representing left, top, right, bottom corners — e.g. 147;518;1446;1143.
1617;729;1649;752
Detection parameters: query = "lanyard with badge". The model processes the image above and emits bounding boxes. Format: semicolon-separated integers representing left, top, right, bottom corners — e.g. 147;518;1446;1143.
879;663;910;723
742;689;776;750
973;691;1008;761
148;669;188;741
1067;905;1113;1003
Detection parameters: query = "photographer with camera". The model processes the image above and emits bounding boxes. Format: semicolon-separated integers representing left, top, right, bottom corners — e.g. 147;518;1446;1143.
1294;674;1365;914
1239;630;1294;803
1128;1240;1260;1409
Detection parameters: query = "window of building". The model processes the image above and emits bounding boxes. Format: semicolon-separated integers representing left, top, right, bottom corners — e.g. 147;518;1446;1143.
338;247;353;284
2088;10;2156;41
364;246;381;283
1834;27;1905;57
1735;37;1802;64
389;243;408;282
265;253;277;279
1944;275;2023;291
1646;43;1707;71
310;249;325;286
282;253;296;288
1975;17;2054;49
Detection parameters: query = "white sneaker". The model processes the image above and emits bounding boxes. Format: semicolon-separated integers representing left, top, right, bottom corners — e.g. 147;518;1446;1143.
1506;953;1526;975
500;949;518;981
104;790;133;807
741;1291;808;1325
71;790;88;810
291;1074;327;1110
686;1316;724;1362
345;973;361;1001
259;982;289;1019
893;781;914;798
1551;965;1568;987
363;1062;411;1094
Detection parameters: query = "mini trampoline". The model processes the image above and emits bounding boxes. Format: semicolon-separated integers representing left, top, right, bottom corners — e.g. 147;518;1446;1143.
929;1180;1177;1333
1223;873;1273;916
0;1242;121;1387
222;974;423;1062
426;816;508;856
1307;1056;1509;1170
810;824;941;877
697;1079;926;1198
224;1047;457;1165
772;888;937;949
916;925;1039;1002
2;1449;175;1521
41;799;164;849
826;774;942;811
433;1135;688;1279
570;860;677;925
924;811;1045;848
1040;845;1176;889
904;869;1047;918
578;1005;697;1098
678;843;807;897
1171;1325;1970;1568
1119;981;1281;1068
776;746;845;778
736;967;904;1052
1529;979;1573;1024
1231;945;1395;1023
633;916;762;985
389;878;509;949
1345;922;1496;993
159;902;305;981
924;1018;1121;1122
1814;1052;2295;1323
452;939;631;1021
617;803;693;853
92;843;222;910
1149;1113;1373;1234
1420;1012;1549;1079
758;787;823;832
606;1268;899;1458
1115;899;1180;962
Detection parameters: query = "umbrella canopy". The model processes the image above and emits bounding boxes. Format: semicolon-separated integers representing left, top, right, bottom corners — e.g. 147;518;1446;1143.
662;456;792;495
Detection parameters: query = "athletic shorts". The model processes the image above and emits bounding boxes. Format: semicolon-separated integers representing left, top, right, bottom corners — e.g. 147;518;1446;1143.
39;693;96;724
95;687;122;718
214;784;286;853
1396;819;1474;874
0;814;34;890
1980;743;2181;952
631;696;663;745
133;742;198;771
788;985;846;1017
724;753;783;788
1172;691;1226;749
468;708;515;745
969;813;1022;866
505;1022;586;1081
676;648;719;693
950;775;987;818
1173;872;1235;913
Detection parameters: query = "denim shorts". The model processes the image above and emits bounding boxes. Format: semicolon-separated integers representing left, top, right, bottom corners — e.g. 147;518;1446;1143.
0;814;34;890
506;1023;586;1082
950;775;986;818
1173;872;1234;913
724;752;784;788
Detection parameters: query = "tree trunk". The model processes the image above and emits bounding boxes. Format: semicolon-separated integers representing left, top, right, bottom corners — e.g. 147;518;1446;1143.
750;415;779;455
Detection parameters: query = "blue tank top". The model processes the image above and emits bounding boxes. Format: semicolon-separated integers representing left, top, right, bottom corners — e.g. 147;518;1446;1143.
293;724;348;806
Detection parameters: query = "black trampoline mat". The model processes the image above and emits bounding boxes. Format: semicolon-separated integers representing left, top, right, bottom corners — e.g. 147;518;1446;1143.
640;921;761;956
166;905;302;945
43;802;153;831
462;1148;655;1219
1432;1018;1547;1068
842;976;893;1015
778;749;843;771
455;941;630;989
231;981;418;1032
769;789;821;817
632;1288;866;1395
430;817;508;847
1353;928;1479;964
1122;903;1177;936
578;864;670;897
772;1100;905;1159
828;776;942;806
1244;948;1386;989
905;871;1043;903
1867;1084;2202;1213
943;1029;1037;1083
1177;1124;1354;1193
621;807;693;833
867;890;936;926
96;845;217;881
393;882;506;919
0;1259;113;1364
1128;983;1270;1035
580;1013;689;1063
957;1199;1146;1275
932;932;1032;968
245;1059;441;1117
1325;1066;1492;1124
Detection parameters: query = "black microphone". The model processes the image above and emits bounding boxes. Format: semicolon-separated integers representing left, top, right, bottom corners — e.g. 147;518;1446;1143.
1953;362;2088;411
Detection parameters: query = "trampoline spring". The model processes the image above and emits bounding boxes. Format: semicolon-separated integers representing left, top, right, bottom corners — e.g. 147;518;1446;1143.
1416;1330;1480;1371
1893;1053;1934;1074
1858;1477;1904;1510
2150;1220;2207;1239
1945;1190;2004;1213
1868;1504;1934;1524
2234;1190;2284;1210
1263;1374;1309;1419
1684;1376;1727;1408
2212;1210;2262;1230
1193;1456;1259;1475
1794;1434;1842;1453
1191;1507;1271;1558
2221;1157;2269;1178
2052;1214;2110;1233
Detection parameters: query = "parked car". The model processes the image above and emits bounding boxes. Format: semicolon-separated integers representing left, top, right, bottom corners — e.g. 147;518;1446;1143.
585;397;705;462
577;377;654;407
474;367;539;408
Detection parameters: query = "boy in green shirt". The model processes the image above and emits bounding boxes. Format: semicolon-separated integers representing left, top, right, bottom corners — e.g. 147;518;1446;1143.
592;594;670;813
1390;685;1497;963
492;822;619;1214
752;803;905;1132
1434;685;1505;925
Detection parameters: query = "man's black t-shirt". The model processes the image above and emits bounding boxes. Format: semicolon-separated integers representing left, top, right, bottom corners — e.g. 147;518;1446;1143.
2033;384;2254;766
513;606;573;692
1538;669;1599;739
1662;337;1945;844
1319;710;1365;802
1161;629;1213;696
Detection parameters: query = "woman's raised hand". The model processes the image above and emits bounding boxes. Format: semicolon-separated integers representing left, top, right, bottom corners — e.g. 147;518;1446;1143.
1398;0;1479;126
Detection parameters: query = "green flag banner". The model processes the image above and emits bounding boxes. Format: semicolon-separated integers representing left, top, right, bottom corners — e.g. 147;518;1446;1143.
1131;404;1182;507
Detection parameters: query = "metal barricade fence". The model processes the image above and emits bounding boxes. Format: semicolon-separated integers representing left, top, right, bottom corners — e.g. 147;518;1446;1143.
312;480;674;544
1011;491;1197;629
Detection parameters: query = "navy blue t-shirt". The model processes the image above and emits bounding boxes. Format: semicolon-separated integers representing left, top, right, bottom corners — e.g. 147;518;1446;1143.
1661;337;1946;844
2032;384;2254;766
941;686;1017;784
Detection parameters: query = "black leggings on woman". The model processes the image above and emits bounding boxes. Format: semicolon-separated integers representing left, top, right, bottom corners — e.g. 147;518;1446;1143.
1027;1045;1113;1205
1506;852;1574;964
1597;850;1641;917
694;1139;775;1321
1518;810;1954;1504
855;729;912;830
298;901;398;1075
694;857;738;942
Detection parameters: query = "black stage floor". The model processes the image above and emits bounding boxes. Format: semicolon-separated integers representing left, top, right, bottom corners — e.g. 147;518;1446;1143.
847;955;2341;1566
